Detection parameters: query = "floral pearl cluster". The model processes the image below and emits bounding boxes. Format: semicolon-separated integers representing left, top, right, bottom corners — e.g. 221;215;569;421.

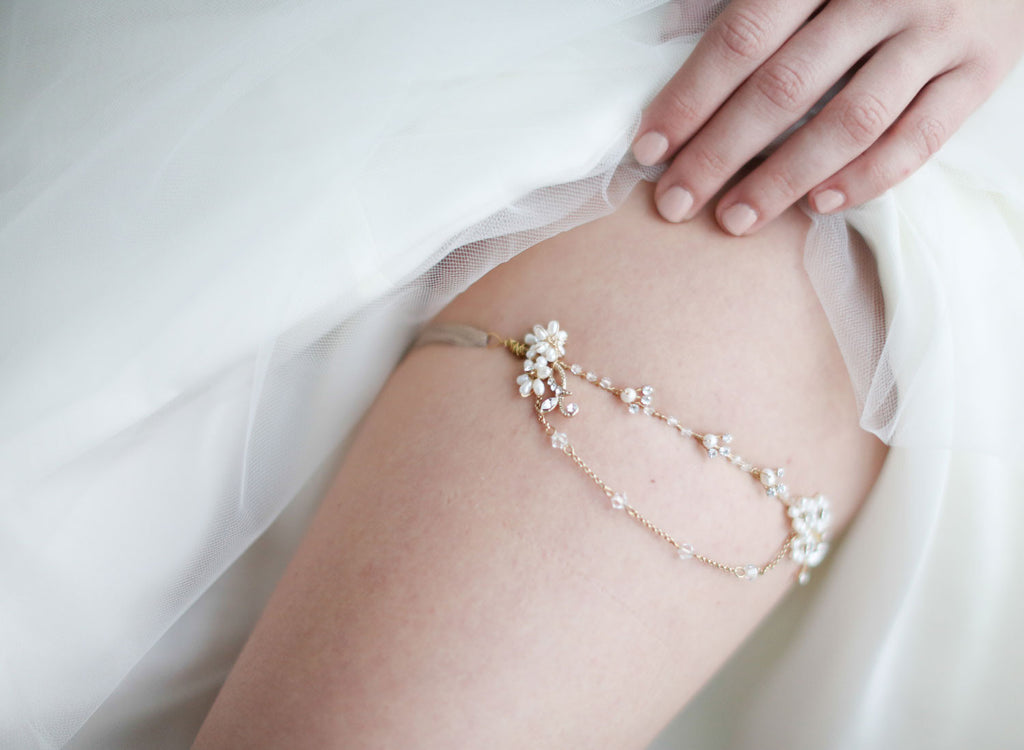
515;321;579;417
788;494;831;583
515;321;567;400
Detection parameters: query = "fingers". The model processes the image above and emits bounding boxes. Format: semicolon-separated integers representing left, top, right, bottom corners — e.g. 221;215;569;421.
651;0;882;223
807;64;995;213
712;30;949;235
633;0;820;167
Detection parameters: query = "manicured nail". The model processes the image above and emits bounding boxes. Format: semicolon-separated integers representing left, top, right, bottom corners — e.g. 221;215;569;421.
656;186;694;223
633;131;669;166
720;203;758;235
812;189;845;213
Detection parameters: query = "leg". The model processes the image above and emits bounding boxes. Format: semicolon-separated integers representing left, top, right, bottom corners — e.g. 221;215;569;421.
193;182;886;749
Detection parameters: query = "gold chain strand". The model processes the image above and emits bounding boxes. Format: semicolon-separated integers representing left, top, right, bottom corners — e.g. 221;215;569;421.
540;405;797;579
495;320;831;585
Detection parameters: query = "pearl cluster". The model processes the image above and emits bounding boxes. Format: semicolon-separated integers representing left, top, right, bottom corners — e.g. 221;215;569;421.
516;321;579;418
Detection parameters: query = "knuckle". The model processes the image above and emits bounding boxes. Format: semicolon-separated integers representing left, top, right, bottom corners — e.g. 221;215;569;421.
767;168;802;201
662;88;702;125
864;157;894;192
689;143;731;179
836;94;889;148
962;57;1001;92
715;8;772;62
752;59;811;112
914;115;947;160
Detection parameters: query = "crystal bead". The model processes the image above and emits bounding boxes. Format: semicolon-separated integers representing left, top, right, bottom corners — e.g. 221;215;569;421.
776;483;789;499
639;395;652;406
599;377;612;389
720;447;731;456
539;397;558;412
743;565;759;581
677;543;694;560
586;372;597;382
619;387;637;404
550;432;568;450
666;417;679;427
610;493;626;509
641;385;654;396
707;448;718;458
563;402;579;417
570;364;582;375
642;407;653;416
628;404;640;415
722;434;733;444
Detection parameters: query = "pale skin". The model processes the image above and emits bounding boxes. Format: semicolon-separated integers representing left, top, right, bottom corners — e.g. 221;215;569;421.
192;184;888;748
634;0;1024;235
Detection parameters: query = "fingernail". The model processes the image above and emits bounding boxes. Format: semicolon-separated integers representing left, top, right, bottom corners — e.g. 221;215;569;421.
633;131;669;166
656;186;694;223
720;203;758;235
812;189;845;213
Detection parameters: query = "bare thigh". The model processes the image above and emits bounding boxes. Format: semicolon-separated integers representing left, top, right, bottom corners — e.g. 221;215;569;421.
193;182;887;749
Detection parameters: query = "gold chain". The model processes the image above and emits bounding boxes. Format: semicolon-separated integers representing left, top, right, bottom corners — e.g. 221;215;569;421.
499;320;833;585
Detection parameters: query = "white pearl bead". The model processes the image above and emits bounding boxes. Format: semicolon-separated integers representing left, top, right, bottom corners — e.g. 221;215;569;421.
743;565;759;581
760;469;777;488
620;387;637;404
702;434;718;449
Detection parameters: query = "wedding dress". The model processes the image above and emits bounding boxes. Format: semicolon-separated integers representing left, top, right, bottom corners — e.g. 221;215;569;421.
2;2;1022;748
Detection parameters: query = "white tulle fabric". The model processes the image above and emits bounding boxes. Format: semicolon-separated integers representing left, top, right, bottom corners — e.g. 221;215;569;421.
1;1;1022;748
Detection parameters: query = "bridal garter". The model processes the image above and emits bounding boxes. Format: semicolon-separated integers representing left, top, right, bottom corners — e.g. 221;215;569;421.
417;319;832;585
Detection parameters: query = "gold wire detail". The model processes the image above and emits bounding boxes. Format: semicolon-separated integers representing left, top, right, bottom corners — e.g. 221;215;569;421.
539;404;798;579
504;338;529;358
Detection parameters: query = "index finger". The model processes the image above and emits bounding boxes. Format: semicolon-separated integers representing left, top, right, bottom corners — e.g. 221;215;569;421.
633;0;822;166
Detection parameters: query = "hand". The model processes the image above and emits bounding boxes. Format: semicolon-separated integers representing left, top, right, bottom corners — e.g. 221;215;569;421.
633;0;1024;235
